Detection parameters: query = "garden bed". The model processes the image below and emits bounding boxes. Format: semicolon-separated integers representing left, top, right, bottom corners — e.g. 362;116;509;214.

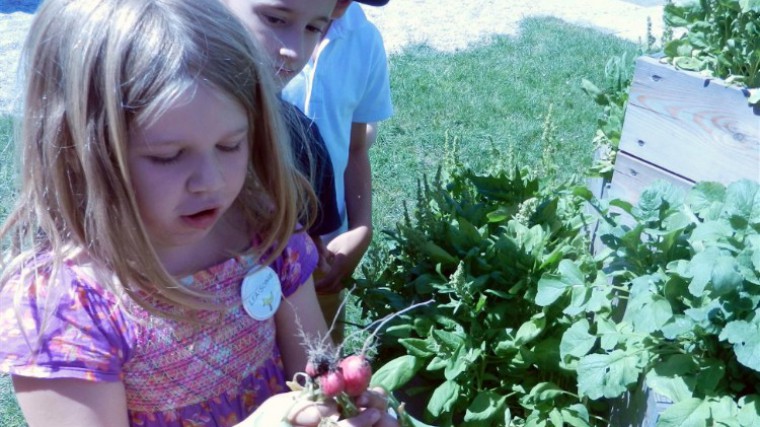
608;55;759;204
602;54;760;427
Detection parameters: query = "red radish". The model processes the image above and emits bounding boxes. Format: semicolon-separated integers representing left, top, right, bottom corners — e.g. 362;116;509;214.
339;354;372;397
319;370;345;398
305;352;335;378
305;361;318;378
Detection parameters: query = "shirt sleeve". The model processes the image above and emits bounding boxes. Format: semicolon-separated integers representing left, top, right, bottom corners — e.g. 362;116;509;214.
0;264;132;382
273;231;319;297
352;23;394;124
285;103;341;237
305;121;342;236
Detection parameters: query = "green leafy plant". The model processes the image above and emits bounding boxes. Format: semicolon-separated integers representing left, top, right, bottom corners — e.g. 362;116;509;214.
357;122;612;425
663;0;760;104
555;180;760;426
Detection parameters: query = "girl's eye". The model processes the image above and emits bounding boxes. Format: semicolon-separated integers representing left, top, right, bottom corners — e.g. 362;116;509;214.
218;141;244;153
148;151;181;165
262;14;285;26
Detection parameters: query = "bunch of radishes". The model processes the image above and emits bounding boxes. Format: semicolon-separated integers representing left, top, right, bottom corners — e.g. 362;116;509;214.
287;298;432;425
307;353;373;400
283;315;382;420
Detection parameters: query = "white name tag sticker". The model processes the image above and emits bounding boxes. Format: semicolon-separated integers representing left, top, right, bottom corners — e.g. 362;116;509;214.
241;266;281;321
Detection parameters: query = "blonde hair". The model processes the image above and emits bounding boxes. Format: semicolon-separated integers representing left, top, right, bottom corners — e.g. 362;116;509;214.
0;0;313;317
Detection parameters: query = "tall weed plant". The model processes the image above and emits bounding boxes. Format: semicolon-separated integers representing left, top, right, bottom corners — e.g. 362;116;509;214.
358;112;608;426
580;14;671;182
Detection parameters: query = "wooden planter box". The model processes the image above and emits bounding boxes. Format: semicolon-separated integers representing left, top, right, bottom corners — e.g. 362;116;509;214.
607;55;759;203
605;56;759;426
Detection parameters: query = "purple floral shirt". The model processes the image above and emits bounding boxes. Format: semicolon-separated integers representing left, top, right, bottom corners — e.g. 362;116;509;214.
0;232;317;426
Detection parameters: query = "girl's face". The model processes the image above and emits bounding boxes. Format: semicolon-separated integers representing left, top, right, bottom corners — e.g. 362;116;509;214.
127;84;249;260
225;0;336;90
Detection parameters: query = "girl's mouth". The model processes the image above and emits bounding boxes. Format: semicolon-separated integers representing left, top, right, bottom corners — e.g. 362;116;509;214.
181;208;218;229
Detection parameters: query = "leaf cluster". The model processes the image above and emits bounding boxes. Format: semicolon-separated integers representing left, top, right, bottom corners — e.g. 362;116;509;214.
357;142;611;426
663;0;760;103
560;180;760;426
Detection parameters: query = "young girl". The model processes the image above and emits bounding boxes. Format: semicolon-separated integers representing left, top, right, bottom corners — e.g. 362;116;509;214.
0;0;388;426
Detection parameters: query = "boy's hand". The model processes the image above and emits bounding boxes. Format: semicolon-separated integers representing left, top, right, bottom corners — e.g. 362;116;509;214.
314;226;372;294
311;234;334;280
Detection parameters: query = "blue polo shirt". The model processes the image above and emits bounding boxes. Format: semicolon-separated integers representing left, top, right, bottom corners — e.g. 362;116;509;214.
282;3;394;240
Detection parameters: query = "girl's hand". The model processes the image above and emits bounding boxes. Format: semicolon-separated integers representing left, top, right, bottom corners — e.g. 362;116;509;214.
353;388;400;427
239;392;331;426
353;387;389;412
290;405;382;427
242;389;399;427
289;388;397;427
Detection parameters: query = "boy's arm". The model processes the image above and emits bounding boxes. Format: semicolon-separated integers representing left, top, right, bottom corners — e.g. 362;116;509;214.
345;121;373;234
317;122;374;293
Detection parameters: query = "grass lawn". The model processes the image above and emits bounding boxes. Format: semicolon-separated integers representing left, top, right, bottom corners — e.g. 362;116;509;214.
370;17;638;235
0;115;24;427
0;17;637;426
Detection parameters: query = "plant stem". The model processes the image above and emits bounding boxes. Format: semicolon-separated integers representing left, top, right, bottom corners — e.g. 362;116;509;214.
340;300;434;356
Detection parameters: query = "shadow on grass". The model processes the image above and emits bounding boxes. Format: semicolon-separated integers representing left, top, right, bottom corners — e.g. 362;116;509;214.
371;16;638;234
0;375;24;427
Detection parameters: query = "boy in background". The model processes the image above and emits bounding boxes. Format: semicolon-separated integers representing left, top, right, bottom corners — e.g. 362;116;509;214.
223;0;342;240
282;0;394;339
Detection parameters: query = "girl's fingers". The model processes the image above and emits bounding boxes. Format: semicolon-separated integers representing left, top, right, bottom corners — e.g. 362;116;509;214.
355;387;389;410
288;399;339;426
337;408;381;427
287;391;397;427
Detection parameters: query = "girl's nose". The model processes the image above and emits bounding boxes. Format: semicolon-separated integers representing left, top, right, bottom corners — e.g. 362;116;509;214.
187;154;225;193
278;32;302;63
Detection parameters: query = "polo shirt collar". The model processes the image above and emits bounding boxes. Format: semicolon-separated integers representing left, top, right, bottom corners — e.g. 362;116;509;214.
325;2;365;42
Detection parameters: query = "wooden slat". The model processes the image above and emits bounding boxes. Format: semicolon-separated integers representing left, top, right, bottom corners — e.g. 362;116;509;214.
608;152;694;204
619;56;760;185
